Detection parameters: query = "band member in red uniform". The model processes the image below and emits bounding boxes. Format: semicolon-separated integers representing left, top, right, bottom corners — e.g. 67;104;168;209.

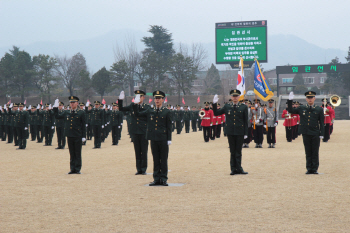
291;101;298;140
200;102;213;142
322;98;335;142
210;102;216;140
282;101;293;142
216;103;223;138
329;102;335;135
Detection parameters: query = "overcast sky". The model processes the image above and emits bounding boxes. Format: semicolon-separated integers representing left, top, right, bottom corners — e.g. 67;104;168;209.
1;0;349;51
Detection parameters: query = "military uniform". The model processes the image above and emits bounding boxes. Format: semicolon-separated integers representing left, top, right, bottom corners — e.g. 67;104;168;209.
174;106;183;134
36;105;44;143
37;104;54;146
251;100;266;148
119;90;149;174
288;91;324;174
110;103;122;145
265;99;278;148
55;102;66;149
0;108;6;141
134;90;172;186
87;101;104;148
28;107;37;141
14;103;29;149
183;107;191;133
321;98;334;143
54;96;86;174
4;105;13;143
201;103;214;142
190;107;199;132
243;101;253;147
86;105;93;140
213;90;248;175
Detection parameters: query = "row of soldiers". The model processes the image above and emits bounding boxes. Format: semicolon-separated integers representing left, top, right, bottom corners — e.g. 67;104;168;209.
0;101;124;150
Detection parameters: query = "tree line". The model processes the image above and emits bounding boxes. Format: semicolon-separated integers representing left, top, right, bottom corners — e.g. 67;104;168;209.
0;25;226;104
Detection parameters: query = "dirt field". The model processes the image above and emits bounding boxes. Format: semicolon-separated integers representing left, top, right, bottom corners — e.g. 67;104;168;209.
1;121;350;232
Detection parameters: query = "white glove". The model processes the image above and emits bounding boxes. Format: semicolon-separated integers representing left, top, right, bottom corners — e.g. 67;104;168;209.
49;104;52;110
210;123;213;126
263;125;266;128
24;127;28;130
0;106;2;111
105;124;107;126
297;122;299;125
213;94;219;104
181;120;183;122
134;94;141;104
3;104;6;109
85;102;89;107
28;105;31;109
255;120;259;124
10;103;13;108
167;141;172;145
319;136;324;139
274;123;278;127
119;91;125;100
103;104;106;109
289;91;294;100
244;135;248;139
118;126;120;128
180;107;183;110
82;138;86;142
37;104;40;109
86;124;88;127
53;98;59;108
67;106;70;110
255;104;258;108
41;106;44;109
197;119;198;121
216;122;218;125
108;105;110;109
24;106;27;110
121;123;123;125
51;126;54;129
172;121;174;123
102;125;104;129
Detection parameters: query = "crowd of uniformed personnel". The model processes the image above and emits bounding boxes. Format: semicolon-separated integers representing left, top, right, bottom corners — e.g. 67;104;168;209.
0;90;335;177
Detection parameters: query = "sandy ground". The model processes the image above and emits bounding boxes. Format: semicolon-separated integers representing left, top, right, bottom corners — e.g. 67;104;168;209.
1;121;350;233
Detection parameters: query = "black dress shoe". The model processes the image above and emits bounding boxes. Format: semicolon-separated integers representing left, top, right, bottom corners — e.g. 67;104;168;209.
161;181;168;186
237;170;248;175
230;171;235;175
305;171;313;174
75;171;81;174
55;147;61;149
268;144;272;148
68;171;76;174
141;172;147;175
135;172;142;175
149;180;161;186
313;171;319;174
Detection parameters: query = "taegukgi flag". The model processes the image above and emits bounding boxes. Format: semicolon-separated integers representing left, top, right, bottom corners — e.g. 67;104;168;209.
254;59;274;101
237;57;245;101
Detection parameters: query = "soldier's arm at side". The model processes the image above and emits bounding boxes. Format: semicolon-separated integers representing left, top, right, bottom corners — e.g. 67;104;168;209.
166;110;172;141
81;111;86;138
243;106;248;135
319;109;325;137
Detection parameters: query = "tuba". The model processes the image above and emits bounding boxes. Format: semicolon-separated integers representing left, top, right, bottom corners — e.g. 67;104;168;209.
330;95;341;108
199;110;205;119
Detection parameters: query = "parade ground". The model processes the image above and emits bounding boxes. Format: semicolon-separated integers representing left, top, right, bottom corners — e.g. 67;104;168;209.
1;120;350;232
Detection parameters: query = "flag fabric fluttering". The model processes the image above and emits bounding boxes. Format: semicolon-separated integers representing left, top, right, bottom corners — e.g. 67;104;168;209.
182;97;185;105
149;98;152;103
40;99;42;105
197;96;200;103
253;59;274;101
102;99;106;104
24;99;26;105
87;99;90;105
164;97;168;103
131;98;134;103
237;57;246;101
7;99;11;105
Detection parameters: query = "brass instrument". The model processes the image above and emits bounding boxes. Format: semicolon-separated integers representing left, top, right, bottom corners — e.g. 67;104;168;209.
199;110;205;119
330;95;341;108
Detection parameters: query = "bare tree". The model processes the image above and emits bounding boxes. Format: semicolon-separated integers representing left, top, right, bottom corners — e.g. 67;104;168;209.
113;35;141;95
54;53;87;96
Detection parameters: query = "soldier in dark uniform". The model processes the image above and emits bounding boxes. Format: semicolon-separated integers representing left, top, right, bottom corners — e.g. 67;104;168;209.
191;106;199;132
116;104;123;140
133;90;172;186
4;104;13;143
36;104;44;143
28;106;37;141
55;101;66;149
288;91;324;174
0;105;7;141
14;103;29;150
86;104;93;140
118;90;149;175
11;103;19;146
174;105;183;134
88;101;104;149
183;106;191;133
37;103;54;146
212;90;248;175
79;103;88;146
54;96;86;174
111;103;122;145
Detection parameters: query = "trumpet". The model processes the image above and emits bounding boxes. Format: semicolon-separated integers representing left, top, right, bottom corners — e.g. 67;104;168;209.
330;95;341;108
199;110;205;119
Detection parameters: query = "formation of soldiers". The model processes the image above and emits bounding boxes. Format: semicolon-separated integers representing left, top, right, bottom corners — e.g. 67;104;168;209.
0;90;335;177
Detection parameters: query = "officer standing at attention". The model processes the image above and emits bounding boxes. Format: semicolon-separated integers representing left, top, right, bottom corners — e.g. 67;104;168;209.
288;91;324;174
37;103;54;146
88;101;104;149
174;105;183;134
54;96;86;174
183;106;191;133
15;103;29;150
265;99;278;148
133;90;172;186
191;106;199;132
28;106;37;141
118;90;149;175
55;101;66;149
212;90;248;175
111;103;122;145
